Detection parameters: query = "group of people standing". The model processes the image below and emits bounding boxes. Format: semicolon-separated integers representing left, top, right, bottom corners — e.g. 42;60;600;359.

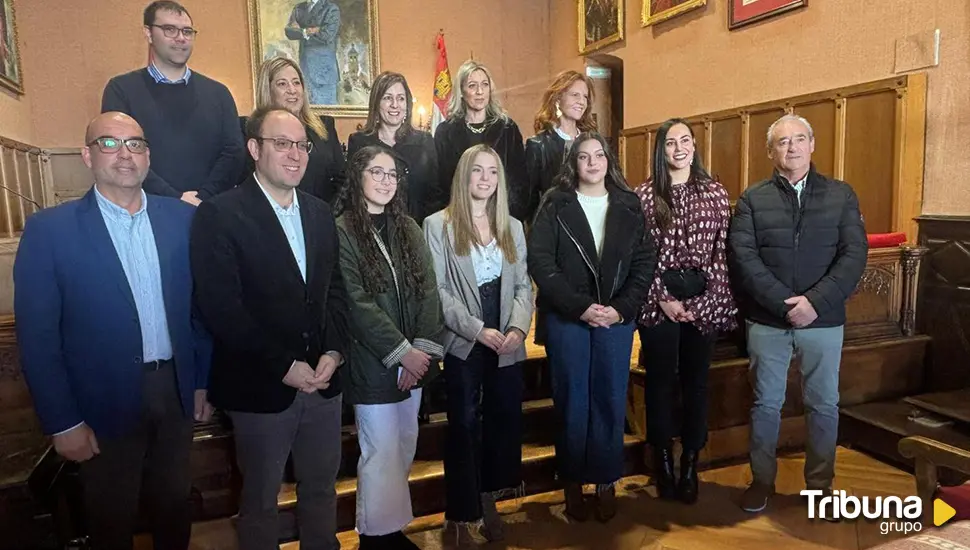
13;1;871;550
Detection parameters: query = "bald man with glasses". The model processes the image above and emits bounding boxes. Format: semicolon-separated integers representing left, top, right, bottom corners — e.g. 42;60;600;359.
14;112;213;550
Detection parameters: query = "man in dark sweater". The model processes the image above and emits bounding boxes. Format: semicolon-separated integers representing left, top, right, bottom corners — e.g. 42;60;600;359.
101;1;244;205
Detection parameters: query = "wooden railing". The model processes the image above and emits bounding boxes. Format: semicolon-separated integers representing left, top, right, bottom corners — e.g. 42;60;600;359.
0;136;53;238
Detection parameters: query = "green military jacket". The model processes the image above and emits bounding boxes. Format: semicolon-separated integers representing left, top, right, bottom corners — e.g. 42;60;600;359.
336;214;445;405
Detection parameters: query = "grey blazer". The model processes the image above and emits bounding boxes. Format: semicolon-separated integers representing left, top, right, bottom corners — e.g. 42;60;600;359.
423;210;533;367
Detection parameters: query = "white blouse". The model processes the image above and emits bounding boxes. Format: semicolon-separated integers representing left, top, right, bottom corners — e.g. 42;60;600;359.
470;238;502;286
577;191;609;257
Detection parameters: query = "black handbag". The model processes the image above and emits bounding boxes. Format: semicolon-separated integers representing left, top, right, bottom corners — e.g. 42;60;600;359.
661;268;707;301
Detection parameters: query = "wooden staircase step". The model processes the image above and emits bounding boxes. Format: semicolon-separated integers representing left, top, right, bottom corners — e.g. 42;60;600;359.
274;434;646;539
902;389;970;424
841;399;970;471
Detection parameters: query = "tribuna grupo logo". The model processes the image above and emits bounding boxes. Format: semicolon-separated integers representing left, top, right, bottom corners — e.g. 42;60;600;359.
801;489;923;535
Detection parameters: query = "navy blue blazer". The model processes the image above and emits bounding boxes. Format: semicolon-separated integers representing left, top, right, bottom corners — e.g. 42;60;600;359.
14;188;212;438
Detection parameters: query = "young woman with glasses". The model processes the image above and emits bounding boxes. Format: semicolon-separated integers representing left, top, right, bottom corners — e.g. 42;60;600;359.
334;145;445;550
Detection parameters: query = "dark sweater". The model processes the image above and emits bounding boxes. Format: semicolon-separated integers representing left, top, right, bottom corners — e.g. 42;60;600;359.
101;68;245;200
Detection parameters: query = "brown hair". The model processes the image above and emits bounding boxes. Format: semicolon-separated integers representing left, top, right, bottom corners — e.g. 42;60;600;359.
255;57;327;140
445;145;517;263
360;72;415;141
533;70;597;134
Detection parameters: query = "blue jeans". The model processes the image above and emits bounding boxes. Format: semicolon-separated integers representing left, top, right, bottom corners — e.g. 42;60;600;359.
746;321;844;490
544;312;636;485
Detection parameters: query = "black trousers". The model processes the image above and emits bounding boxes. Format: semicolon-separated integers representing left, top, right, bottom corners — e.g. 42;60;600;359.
443;279;523;522
638;320;717;452
78;362;193;550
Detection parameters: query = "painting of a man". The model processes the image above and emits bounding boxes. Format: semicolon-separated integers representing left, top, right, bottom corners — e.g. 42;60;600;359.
285;0;341;105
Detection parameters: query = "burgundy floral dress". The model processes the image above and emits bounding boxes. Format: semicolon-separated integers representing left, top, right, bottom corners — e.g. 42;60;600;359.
634;176;737;335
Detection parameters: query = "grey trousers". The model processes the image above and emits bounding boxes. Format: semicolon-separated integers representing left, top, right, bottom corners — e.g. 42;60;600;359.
229;392;343;550
746;321;844;490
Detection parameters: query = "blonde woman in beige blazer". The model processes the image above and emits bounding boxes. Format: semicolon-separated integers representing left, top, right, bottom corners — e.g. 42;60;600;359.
423;144;533;544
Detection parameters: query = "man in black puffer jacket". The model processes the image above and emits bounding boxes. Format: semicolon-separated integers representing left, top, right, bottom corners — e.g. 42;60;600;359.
728;114;868;515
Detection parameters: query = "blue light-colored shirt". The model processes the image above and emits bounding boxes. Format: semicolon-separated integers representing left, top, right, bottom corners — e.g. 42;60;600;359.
147;61;192;85
94;186;173;363
255;174;306;282
791;173;808;206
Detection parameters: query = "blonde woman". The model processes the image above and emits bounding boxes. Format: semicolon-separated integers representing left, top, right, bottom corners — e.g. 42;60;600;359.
423;144;532;544
243;56;346;202
433;60;529;221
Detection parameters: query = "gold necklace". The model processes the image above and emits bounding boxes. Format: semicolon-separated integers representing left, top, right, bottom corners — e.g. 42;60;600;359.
465;119;487;134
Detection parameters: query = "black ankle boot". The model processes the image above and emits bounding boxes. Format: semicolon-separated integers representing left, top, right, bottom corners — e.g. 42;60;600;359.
678;450;699;504
652;446;676;500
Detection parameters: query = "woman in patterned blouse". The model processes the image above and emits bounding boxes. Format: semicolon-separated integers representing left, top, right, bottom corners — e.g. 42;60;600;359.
634;118;737;505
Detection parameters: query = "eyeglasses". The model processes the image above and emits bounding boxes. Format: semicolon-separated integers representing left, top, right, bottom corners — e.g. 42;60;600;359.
87;136;150;154
365;167;399;184
150;24;198;39
255;137;313;154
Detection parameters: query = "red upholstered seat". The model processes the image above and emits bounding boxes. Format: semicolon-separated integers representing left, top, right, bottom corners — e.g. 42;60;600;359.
867;232;907;248
938;484;970;522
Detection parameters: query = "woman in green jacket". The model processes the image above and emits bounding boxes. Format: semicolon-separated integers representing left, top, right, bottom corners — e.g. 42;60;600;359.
335;145;445;549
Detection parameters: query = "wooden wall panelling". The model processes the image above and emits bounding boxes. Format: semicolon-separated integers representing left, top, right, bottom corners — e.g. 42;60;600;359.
915;215;970;391
792;100;836;178
843;88;897;234
747;107;786;192
690;121;707;175
619;74;927;241
620;130;648;188
709;115;743;199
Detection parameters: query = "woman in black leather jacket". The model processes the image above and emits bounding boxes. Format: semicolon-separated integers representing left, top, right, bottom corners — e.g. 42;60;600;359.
433;60;529;221
527;132;656;523
524;70;597;223
347;72;439;224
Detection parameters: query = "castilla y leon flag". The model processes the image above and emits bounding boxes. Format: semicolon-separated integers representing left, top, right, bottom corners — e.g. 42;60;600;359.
431;32;452;136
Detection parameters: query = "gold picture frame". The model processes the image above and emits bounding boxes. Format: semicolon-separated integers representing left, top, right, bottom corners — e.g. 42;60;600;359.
579;0;624;55
0;0;24;95
642;0;706;27
247;0;380;117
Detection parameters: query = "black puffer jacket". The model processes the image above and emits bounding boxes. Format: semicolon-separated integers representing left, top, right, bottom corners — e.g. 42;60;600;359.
524;129;567;223
727;165;868;329
527;185;657;344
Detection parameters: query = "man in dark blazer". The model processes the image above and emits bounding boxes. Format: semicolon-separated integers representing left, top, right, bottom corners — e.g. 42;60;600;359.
190;106;350;550
14;111;213;550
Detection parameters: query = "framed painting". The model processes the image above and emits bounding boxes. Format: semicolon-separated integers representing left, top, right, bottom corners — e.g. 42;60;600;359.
0;0;23;95
248;0;380;117
579;0;624;55
729;0;807;30
642;0;706;27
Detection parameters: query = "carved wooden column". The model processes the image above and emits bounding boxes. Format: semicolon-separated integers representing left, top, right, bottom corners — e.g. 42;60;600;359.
900;245;927;336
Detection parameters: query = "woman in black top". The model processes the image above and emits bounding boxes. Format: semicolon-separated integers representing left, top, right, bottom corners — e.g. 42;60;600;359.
347;72;439;224
524;70;597;223
242;56;346;203
433;60;529;221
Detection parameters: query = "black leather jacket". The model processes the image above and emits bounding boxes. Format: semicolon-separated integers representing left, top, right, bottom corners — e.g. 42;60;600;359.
524;129;567;223
527;184;657;344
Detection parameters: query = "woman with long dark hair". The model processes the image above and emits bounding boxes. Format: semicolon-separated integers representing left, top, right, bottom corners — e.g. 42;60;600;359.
525;70;597;222
634;119;736;504
335;146;445;549
242;56;345;202
527;132;656;523
347;71;439;224
434;60;529;221
424;145;533;544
